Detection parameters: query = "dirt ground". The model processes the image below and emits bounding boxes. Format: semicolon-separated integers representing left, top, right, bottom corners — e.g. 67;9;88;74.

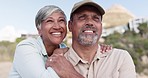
0;62;12;78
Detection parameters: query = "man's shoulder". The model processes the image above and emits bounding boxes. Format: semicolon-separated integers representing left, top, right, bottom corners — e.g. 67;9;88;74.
110;48;130;57
113;48;128;53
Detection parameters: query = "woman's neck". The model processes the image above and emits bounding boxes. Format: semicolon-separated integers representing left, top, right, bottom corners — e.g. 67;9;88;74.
47;45;59;56
44;42;59;56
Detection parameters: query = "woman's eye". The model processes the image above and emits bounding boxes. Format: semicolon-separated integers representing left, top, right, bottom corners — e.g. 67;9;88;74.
60;19;65;22
46;20;53;23
59;19;66;23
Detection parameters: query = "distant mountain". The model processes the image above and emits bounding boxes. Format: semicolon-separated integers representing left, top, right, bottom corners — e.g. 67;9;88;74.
102;4;135;28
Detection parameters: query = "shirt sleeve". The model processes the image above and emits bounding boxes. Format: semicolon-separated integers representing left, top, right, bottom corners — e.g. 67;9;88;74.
11;43;60;78
47;67;60;78
119;51;137;78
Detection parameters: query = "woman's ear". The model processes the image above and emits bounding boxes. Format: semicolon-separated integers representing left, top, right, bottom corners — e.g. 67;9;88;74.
68;21;72;32
37;28;42;36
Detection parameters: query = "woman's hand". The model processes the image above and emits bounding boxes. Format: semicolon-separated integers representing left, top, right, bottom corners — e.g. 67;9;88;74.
100;44;112;53
45;48;84;78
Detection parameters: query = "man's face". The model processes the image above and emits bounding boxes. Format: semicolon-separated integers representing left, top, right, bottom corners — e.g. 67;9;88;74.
69;6;102;46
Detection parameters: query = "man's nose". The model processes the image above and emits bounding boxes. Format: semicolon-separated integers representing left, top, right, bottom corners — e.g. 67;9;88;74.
85;17;93;26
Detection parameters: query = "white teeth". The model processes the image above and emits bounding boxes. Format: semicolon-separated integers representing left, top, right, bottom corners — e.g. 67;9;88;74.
84;30;93;33
52;32;61;35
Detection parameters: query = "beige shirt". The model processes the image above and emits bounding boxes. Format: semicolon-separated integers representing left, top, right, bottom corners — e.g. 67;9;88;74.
64;45;136;78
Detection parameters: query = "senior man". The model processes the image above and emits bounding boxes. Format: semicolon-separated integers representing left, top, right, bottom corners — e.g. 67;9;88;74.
46;1;136;78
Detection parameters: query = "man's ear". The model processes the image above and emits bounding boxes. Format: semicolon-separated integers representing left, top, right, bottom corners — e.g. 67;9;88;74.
68;21;72;32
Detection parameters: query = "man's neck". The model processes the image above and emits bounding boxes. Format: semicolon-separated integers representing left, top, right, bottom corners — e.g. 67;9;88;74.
72;43;98;63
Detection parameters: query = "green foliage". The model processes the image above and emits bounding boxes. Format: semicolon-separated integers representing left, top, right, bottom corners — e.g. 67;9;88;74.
138;23;148;34
0;37;24;61
0;41;17;61
15;37;25;43
0;41;11;46
103;22;148;73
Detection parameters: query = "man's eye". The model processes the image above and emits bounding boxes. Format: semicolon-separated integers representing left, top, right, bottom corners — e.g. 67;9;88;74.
78;15;86;20
94;16;101;22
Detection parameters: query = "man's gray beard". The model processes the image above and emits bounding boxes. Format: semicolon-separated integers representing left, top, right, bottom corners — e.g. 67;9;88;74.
78;33;98;46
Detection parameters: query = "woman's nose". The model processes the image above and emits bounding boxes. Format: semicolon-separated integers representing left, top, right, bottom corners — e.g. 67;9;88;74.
53;22;61;29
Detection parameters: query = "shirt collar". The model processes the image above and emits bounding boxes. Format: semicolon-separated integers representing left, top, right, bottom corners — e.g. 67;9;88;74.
68;47;82;66
68;44;111;66
37;36;47;56
37;36;66;56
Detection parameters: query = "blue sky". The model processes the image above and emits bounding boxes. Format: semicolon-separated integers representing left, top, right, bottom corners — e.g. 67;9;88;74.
0;0;148;34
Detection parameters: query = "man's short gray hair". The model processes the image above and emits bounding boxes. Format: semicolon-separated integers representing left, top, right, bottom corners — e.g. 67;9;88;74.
35;5;66;29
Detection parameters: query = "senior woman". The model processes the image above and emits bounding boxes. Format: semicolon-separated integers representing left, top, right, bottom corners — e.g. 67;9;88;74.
9;5;111;78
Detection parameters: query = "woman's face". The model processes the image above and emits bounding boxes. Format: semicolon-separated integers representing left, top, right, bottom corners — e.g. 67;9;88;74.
38;12;67;46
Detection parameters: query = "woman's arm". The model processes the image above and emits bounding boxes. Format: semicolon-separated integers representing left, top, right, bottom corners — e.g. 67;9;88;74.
46;48;84;78
9;43;59;78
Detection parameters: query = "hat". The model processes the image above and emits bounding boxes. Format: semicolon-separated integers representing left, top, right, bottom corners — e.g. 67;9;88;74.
70;0;105;17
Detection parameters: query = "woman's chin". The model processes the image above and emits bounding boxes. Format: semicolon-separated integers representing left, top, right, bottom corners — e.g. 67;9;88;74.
52;40;63;45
